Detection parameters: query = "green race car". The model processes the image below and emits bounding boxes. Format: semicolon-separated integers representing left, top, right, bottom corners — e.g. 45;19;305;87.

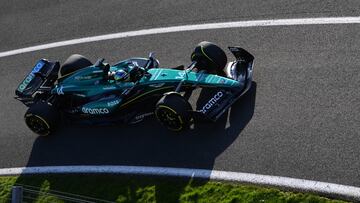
15;41;254;136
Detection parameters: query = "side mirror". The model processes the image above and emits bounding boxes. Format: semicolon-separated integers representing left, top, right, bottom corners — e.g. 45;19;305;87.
148;52;154;59
94;58;105;67
144;52;155;71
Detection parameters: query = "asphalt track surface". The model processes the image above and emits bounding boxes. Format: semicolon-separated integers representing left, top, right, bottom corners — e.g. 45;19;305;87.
0;0;359;187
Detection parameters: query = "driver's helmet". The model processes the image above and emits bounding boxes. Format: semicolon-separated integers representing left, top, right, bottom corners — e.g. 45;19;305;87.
114;69;130;82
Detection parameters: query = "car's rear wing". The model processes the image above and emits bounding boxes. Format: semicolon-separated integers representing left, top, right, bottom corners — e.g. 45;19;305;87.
15;59;59;106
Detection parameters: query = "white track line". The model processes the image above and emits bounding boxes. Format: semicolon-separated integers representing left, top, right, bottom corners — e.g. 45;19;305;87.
0;165;359;201
1;16;360;58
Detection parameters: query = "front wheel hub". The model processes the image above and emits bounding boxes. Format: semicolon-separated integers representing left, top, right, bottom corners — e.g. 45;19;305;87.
25;114;51;136
155;105;183;131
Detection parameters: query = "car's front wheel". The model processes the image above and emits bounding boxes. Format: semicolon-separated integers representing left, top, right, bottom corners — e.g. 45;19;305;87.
24;101;60;136
155;92;192;131
191;41;227;74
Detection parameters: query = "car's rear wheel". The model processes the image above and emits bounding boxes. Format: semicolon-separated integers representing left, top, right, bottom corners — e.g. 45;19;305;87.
155;92;192;131
191;41;227;74
24;101;60;136
60;54;93;76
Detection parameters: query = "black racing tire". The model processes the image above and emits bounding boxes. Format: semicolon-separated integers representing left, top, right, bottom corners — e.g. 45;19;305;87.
24;101;60;136
60;54;93;76
191;41;227;73
155;92;192;131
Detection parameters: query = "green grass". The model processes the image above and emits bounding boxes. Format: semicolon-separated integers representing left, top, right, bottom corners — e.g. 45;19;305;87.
0;174;348;203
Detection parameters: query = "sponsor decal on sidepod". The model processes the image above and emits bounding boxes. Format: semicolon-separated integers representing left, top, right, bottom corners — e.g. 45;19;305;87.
135;112;154;120
82;107;109;114
107;99;120;107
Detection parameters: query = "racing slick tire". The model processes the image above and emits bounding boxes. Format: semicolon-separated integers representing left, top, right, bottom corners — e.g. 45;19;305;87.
60;54;93;76
155;92;192;131
191;41;227;74
24;101;60;136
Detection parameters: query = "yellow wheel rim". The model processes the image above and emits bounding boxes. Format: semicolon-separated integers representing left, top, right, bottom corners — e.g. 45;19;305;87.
25;114;51;136
155;105;184;131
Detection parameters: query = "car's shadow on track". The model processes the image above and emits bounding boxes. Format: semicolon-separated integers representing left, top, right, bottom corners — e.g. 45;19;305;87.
18;82;256;201
25;82;257;169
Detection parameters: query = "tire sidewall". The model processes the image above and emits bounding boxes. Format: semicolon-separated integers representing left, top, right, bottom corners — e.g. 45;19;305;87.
60;54;92;76
191;41;227;73
25;101;60;136
155;92;192;131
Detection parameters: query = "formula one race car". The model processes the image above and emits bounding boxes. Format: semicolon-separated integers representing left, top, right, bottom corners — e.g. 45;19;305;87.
15;41;254;136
